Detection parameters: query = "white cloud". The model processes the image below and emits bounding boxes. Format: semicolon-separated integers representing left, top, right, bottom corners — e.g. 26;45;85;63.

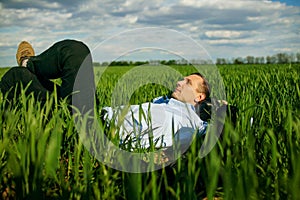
0;8;72;28
180;0;283;10
205;30;243;38
207;38;266;45
124;15;138;24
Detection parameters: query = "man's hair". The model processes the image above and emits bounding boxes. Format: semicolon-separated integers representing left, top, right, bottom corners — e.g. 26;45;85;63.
190;72;210;98
191;72;238;128
192;72;212;122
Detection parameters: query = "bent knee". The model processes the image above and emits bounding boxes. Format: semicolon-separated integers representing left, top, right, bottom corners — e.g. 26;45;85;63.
62;39;90;54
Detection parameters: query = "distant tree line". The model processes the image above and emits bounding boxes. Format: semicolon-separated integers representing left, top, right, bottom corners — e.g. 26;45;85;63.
216;52;300;65
93;52;300;66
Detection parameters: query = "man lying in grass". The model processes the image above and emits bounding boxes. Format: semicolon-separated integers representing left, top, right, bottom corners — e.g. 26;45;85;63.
0;39;227;151
101;73;212;149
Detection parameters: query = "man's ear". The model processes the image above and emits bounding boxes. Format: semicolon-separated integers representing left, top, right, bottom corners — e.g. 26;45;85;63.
195;93;206;103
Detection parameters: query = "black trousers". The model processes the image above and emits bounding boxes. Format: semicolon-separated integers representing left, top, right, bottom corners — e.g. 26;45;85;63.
0;39;95;107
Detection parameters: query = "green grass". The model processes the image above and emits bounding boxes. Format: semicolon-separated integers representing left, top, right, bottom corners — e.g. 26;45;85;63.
0;64;300;199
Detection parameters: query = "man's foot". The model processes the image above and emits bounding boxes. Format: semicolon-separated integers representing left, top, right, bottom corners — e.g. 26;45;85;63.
16;41;35;66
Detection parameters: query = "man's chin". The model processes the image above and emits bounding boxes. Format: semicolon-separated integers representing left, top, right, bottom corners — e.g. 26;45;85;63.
171;92;177;99
171;92;176;99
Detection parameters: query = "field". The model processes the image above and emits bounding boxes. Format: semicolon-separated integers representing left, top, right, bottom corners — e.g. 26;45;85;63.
0;64;300;199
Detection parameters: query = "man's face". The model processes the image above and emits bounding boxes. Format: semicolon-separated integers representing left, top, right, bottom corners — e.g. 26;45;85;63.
172;74;206;106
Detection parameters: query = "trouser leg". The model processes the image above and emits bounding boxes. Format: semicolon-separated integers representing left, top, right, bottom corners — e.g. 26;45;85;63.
0;67;49;102
26;39;95;104
27;40;94;98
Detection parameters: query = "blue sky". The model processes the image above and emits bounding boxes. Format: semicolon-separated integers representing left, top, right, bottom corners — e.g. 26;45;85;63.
274;0;300;6
0;0;299;67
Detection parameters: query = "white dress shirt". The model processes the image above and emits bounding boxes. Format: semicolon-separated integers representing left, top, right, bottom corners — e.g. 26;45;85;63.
102;96;207;149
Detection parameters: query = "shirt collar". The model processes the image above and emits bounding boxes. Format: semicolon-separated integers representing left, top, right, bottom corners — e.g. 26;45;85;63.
153;96;196;111
168;98;196;111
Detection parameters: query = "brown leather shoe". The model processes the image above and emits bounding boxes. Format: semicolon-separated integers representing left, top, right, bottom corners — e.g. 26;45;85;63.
16;41;35;66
